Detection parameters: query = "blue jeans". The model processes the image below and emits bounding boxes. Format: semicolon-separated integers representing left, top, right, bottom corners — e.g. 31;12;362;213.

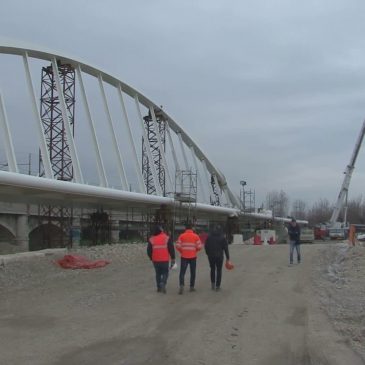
153;262;169;289
179;257;197;287
289;240;301;264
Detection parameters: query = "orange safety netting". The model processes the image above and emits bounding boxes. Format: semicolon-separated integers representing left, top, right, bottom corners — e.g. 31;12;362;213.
56;254;110;269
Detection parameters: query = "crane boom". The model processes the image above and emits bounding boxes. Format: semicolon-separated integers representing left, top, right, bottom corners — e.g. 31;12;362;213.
330;120;365;225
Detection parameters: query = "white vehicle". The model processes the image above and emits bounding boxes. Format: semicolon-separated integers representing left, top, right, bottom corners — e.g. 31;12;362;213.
300;227;314;243
329;228;347;240
328;221;348;240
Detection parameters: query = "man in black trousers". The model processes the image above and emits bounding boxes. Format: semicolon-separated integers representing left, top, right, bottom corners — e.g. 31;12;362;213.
288;218;301;265
204;224;230;291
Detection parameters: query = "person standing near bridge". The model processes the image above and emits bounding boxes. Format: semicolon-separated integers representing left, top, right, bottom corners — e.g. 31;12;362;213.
204;224;230;291
176;223;202;294
288;218;301;265
147;226;175;294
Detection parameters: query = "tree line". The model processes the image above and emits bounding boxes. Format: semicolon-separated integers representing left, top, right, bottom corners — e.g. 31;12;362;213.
264;190;365;226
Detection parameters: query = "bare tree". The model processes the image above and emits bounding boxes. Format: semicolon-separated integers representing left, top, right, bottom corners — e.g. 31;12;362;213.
306;196;365;226
265;190;289;217
307;198;332;225
346;196;365;224
291;199;307;220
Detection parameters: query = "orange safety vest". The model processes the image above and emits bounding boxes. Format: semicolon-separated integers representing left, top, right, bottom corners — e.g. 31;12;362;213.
149;232;170;262
176;229;202;259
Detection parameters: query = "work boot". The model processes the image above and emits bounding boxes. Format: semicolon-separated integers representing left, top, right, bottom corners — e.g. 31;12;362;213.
157;287;162;293
215;287;221;292
211;283;215;291
189;287;196;292
161;285;167;294
178;286;184;295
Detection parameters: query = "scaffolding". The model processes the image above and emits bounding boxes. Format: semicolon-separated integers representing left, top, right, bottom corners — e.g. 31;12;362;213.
241;189;256;213
39;63;76;180
142;109;166;195
37;62;76;248
210;174;220;206
172;169;198;237
89;210;111;245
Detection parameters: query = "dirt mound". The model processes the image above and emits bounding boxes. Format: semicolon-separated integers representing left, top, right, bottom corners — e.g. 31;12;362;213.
314;242;365;359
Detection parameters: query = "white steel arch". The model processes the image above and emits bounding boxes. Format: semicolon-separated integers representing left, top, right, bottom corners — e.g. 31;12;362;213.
0;40;240;213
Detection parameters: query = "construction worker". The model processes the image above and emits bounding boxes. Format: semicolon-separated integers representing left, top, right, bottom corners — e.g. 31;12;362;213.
176;223;202;294
147;226;175;294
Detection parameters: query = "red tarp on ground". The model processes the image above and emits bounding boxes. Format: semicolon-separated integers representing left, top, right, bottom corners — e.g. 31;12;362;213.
56;255;110;269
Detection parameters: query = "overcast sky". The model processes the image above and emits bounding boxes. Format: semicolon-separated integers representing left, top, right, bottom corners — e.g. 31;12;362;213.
1;0;365;209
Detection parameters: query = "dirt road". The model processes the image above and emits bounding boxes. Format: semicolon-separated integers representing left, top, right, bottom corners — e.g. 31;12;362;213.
0;244;363;365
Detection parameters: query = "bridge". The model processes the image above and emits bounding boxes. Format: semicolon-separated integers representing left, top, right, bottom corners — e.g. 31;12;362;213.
0;40;294;251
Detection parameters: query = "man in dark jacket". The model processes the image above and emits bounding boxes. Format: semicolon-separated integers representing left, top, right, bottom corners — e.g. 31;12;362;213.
288;218;301;265
147;226;175;293
204;225;230;291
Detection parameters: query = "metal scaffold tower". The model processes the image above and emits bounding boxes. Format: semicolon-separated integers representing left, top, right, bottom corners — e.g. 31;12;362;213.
242;189;255;212
240;180;255;212
38;62;76;248
142;109;166;196
173;169;197;231
210;174;220;206
39;63;76;180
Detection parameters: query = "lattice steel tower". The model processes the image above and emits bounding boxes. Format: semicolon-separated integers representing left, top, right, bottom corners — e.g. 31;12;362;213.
142;109;166;195
38;62;76;249
210;174;221;206
39;63;75;180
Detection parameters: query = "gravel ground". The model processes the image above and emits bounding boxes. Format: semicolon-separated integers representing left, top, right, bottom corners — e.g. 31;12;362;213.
1;242;365;364
314;242;365;360
0;243;147;292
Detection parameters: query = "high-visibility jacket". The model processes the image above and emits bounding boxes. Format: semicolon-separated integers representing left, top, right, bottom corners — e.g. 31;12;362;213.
149;232;170;262
176;229;202;259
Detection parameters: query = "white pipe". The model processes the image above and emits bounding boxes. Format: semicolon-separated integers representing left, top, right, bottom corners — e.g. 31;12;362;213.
117;84;145;193
51;57;83;183
0;170;241;216
134;95;162;196
76;65;108;187
22;53;53;179
98;74;128;190
150;106;173;193
0;92;18;173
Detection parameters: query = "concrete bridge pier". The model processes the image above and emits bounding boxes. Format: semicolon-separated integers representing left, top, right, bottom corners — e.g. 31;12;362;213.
71;217;81;248
111;219;120;244
14;214;29;251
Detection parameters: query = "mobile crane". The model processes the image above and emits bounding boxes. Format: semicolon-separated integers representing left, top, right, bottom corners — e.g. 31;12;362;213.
328;120;365;239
